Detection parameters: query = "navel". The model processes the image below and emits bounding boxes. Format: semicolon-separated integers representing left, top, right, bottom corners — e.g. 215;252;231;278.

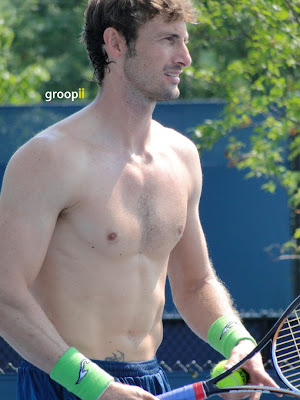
107;232;118;242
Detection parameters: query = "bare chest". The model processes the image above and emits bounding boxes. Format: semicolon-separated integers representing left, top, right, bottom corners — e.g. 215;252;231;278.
60;154;188;258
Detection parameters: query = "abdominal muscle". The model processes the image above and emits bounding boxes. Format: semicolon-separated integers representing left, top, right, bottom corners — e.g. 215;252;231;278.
29;132;187;363
31;239;168;362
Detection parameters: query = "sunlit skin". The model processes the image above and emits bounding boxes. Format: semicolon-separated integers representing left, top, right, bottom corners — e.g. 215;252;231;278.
0;14;279;400
122;17;191;101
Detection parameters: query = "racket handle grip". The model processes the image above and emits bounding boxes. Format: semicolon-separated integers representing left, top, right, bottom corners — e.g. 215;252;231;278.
158;383;206;400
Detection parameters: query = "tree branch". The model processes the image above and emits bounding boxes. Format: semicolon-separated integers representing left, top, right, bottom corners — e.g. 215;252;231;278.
284;0;300;27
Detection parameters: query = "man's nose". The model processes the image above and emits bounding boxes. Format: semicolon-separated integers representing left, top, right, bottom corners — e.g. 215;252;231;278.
175;43;192;67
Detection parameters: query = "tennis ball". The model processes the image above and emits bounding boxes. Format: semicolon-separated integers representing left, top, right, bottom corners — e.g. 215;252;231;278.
211;360;249;388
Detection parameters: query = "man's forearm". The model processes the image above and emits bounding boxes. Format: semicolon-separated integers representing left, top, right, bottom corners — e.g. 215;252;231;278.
0;288;68;374
172;273;240;342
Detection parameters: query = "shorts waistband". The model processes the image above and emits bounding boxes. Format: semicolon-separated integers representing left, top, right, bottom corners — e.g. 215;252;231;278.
90;357;160;377
19;357;160;378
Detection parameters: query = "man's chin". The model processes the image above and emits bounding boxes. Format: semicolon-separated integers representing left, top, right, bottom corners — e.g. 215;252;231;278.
154;88;180;102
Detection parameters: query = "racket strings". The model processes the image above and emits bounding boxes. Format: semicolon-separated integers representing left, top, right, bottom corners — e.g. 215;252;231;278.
274;306;300;390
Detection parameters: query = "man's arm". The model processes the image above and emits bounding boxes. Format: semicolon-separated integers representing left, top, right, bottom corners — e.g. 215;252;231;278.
167;141;278;399
0;133;157;400
0;135;73;372
168;140;238;337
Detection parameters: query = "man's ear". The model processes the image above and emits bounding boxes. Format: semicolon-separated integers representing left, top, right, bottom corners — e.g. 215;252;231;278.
103;27;126;59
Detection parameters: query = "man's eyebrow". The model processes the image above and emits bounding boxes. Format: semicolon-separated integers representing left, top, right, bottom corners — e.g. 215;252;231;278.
159;32;190;42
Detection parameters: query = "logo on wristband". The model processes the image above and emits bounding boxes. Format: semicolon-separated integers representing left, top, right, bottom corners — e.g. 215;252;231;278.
76;359;90;384
219;321;238;340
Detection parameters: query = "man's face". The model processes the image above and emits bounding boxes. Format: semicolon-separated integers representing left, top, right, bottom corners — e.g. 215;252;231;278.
122;15;192;102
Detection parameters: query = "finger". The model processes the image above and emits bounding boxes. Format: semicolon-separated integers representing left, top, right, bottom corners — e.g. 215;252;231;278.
221;392;249;400
225;357;239;371
247;368;279;389
249;390;261;400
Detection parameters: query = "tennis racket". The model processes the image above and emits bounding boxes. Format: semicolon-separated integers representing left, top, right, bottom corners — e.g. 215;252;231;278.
158;295;300;399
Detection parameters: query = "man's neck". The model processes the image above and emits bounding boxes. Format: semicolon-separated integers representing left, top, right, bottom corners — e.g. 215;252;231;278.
90;84;157;155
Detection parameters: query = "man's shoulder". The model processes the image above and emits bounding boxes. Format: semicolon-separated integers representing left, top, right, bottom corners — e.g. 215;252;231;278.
152;119;199;159
2;123;85;211
14;104;90;163
6;121;83;191
12;125;69;166
152;120;202;199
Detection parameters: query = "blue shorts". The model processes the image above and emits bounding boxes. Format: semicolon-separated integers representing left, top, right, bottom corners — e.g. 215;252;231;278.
17;357;171;399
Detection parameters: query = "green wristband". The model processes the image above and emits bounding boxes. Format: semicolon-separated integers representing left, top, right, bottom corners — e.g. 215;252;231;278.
50;348;114;400
207;316;257;359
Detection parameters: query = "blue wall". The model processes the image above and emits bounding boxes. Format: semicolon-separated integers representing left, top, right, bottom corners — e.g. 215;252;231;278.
0;375;17;400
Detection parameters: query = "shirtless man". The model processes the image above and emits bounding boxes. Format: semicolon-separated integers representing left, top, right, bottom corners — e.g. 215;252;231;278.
0;1;278;400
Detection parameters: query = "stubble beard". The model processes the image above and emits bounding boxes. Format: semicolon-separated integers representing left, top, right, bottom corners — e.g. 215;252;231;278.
123;46;180;103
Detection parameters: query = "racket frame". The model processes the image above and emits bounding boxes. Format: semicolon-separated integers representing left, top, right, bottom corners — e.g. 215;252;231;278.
159;295;300;399
207;295;300;390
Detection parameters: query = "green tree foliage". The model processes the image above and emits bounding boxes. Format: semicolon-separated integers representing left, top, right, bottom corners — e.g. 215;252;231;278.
0;19;50;104
190;0;300;258
0;0;97;104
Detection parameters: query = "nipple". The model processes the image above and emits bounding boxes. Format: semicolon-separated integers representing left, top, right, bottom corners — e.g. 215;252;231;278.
107;232;118;241
177;225;183;236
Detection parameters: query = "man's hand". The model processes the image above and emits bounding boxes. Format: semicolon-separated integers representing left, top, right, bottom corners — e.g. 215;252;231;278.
100;381;158;400
224;339;280;400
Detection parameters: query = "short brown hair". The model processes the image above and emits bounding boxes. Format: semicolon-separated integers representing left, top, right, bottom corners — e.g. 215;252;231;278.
81;0;197;86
